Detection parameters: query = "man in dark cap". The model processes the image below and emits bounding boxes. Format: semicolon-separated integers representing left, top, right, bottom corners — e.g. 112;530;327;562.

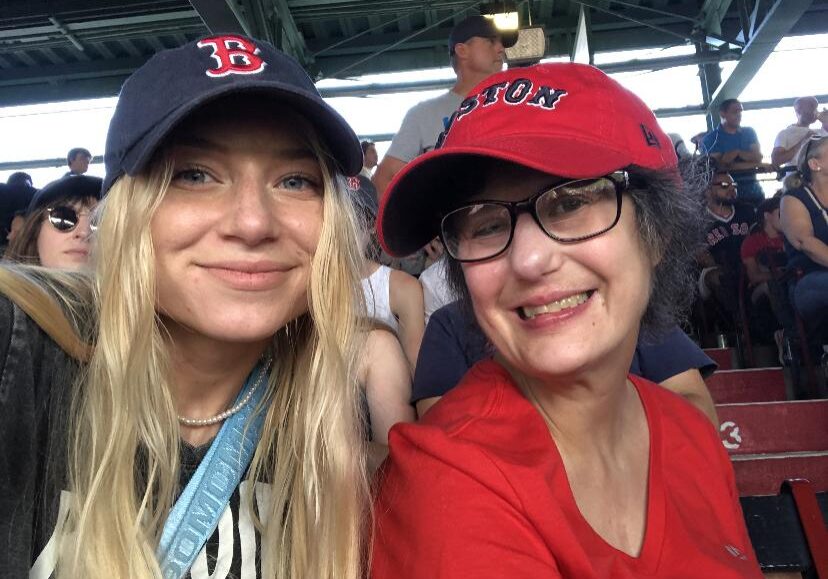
372;14;515;274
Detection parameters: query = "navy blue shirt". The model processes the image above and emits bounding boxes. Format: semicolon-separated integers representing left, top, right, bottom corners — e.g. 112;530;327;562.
783;186;828;274
705;203;756;276
412;301;716;403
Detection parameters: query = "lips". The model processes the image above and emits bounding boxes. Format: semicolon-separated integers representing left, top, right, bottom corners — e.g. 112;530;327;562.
518;290;594;320
200;260;293;291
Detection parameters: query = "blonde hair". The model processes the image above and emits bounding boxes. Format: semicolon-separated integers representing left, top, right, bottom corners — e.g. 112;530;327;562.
0;125;369;577
785;135;828;191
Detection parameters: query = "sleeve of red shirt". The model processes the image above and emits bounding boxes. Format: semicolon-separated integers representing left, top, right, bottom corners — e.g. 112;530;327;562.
740;233;761;261
371;422;561;578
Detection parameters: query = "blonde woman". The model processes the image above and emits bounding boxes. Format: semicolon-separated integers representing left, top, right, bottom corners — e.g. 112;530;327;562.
0;36;368;579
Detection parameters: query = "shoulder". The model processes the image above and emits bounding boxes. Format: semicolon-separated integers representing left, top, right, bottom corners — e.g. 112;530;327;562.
734;202;757;220
742;126;759;139
390;269;423;298
633;374;718;439
402;360;546;458
635;327;715;382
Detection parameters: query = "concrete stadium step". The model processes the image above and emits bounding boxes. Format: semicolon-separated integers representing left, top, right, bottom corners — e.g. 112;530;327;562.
706;368;786;404
703;347;736;370
718;400;828;455
732;452;828;496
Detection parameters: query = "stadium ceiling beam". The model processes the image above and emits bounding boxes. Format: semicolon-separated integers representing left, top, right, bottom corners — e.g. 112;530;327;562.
0;11;200;39
699;0;735;35
0;57;148;87
188;0;252;36
707;0;813;113
267;0;311;65
316;51;740;98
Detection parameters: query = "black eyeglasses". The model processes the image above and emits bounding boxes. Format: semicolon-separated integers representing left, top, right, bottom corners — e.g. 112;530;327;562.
440;171;628;263
46;206;97;233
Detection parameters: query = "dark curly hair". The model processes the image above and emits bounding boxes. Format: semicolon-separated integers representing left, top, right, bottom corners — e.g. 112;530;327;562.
444;157;709;343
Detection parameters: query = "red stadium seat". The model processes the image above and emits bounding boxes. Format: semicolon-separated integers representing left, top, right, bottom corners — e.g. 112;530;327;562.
704;346;736;370
718;400;828;455
732;453;828;496
707;368;787;404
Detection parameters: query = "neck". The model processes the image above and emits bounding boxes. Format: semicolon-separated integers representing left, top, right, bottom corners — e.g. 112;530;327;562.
811;178;828;202
362;259;381;278
165;319;270;445
708;199;734;217
453;69;495;97
764;222;780;238
722;123;739;134
499;343;641;458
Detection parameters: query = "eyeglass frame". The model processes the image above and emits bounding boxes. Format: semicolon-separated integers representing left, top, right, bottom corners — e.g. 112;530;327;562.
45;205;98;234
439;170;629;263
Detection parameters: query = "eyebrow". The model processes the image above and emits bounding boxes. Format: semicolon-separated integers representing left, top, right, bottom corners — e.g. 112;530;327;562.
170;135;316;161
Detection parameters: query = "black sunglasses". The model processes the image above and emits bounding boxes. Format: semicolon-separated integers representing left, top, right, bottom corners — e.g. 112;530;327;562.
46;205;97;233
440;171;629;263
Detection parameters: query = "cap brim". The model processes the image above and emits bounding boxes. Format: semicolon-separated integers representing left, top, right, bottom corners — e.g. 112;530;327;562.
28;176;103;214
115;81;361;188
378;136;630;257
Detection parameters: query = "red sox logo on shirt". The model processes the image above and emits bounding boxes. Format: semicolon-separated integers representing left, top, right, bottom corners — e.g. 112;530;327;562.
197;35;267;77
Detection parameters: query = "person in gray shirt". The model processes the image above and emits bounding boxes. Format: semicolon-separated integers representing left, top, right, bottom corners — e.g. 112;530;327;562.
373;15;515;274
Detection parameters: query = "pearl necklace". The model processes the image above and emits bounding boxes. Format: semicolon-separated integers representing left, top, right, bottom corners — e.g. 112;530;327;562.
178;357;272;427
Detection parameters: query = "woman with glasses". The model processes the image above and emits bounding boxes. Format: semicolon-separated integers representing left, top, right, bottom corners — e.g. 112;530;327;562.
780;136;828;353
5;175;101;269
371;64;762;578
0;36;367;579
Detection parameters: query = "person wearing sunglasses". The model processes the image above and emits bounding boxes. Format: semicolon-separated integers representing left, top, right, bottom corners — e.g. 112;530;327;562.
696;168;756;331
781;135;828;363
0;36;368;579
371;64;762;578
5;174;101;269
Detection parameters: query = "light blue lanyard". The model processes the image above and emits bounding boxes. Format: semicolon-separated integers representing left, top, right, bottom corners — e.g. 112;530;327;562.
157;361;270;579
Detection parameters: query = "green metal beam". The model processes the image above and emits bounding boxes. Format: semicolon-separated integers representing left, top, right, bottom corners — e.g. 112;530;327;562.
270;0;311;64
699;0;735;35
0;57;148;87
189;0;252;36
708;0;813;113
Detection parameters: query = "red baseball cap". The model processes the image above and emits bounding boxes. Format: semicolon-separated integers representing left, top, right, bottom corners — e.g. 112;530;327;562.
378;62;677;257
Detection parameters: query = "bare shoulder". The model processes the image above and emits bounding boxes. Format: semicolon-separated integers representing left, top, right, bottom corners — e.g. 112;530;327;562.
390;269;424;294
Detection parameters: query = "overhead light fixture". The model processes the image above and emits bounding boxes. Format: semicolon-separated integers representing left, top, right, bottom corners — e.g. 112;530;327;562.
505;26;546;65
481;2;519;31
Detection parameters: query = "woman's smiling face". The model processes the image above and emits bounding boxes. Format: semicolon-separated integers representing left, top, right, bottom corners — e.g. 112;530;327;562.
151;103;325;345
460;163;654;381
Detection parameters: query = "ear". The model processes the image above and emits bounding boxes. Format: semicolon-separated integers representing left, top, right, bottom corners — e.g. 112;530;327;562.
454;42;469;60
808;156;822;172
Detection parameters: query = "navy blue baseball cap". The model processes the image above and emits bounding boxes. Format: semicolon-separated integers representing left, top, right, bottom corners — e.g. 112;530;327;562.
449;15;517;54
27;175;103;215
103;34;362;193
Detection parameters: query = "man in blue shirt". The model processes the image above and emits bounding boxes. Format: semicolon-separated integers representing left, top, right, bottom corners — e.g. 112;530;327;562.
702;99;765;206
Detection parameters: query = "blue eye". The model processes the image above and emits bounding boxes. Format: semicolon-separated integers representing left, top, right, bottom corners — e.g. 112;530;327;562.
280;175;316;190
172;168;211;185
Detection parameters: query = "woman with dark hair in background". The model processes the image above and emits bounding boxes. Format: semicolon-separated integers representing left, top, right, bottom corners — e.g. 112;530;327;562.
5;174;101;269
371;63;762;578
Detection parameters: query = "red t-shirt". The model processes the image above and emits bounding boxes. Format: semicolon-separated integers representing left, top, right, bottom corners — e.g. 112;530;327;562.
372;360;762;579
740;230;783;261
